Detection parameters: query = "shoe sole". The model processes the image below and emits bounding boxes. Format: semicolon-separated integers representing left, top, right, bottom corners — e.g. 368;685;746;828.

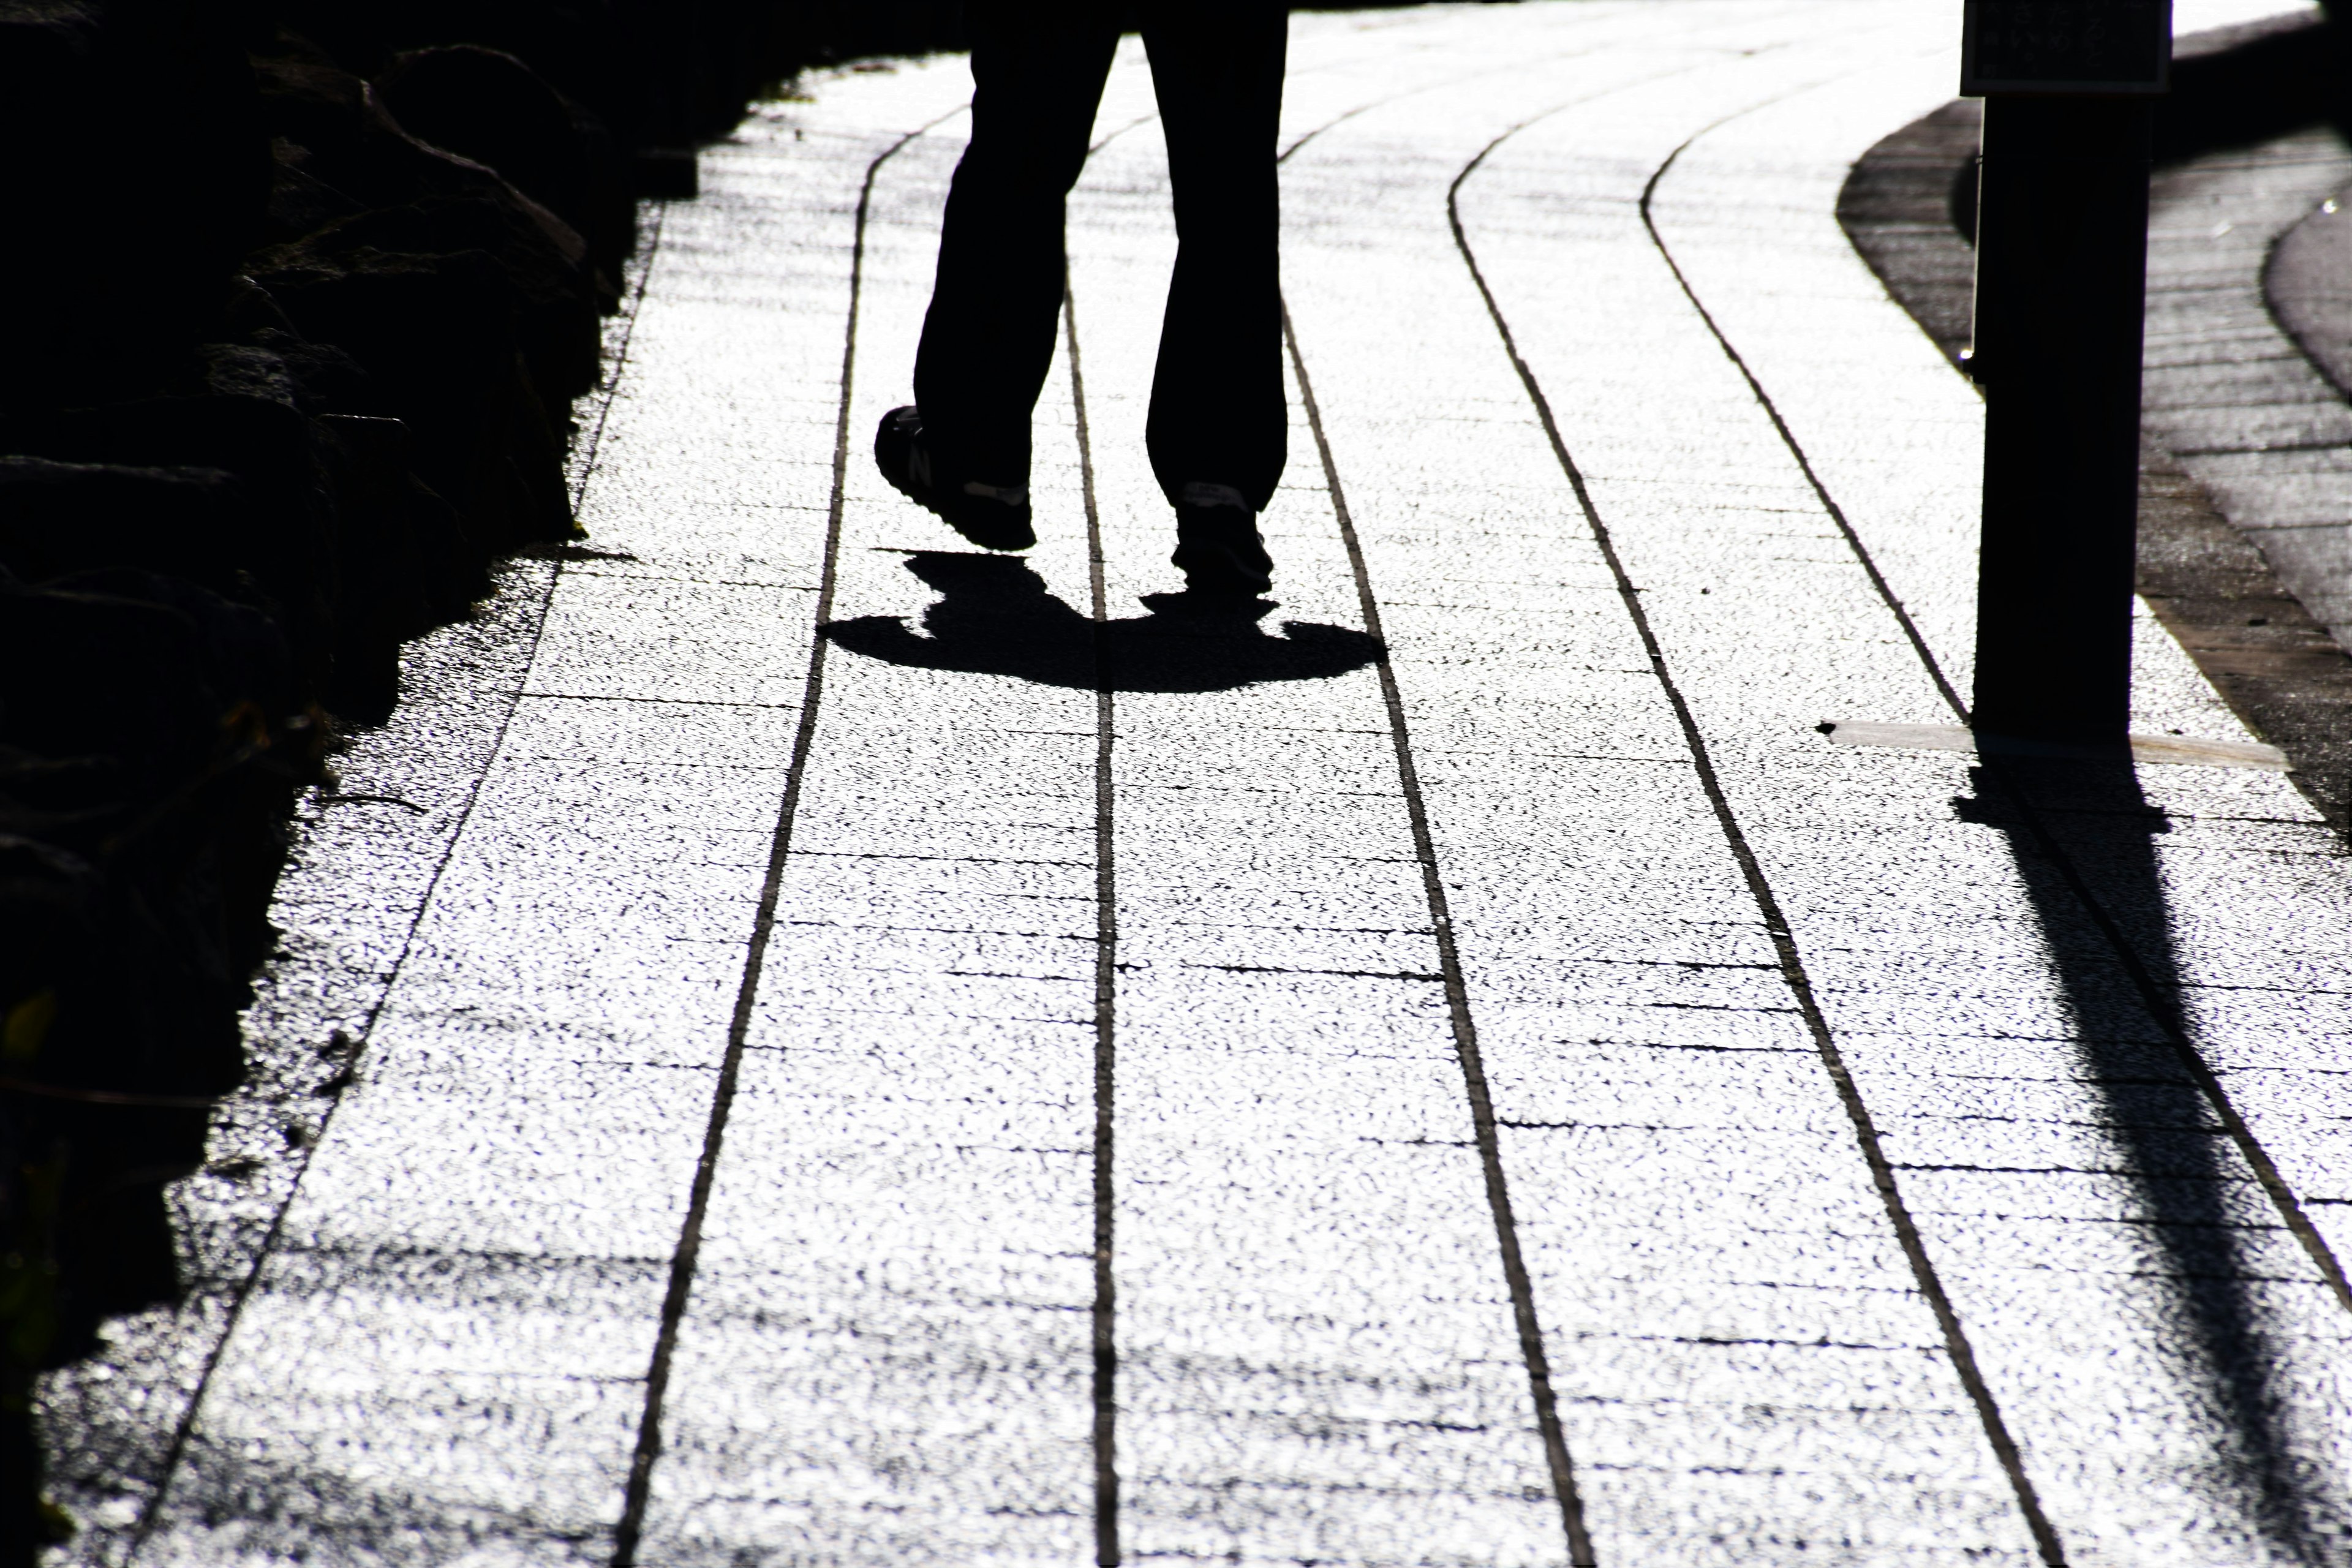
875;411;1036;551
1172;522;1273;597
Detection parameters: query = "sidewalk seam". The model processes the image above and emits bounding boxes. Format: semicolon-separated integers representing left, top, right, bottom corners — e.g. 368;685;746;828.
608;109;964;1568
1667;111;2352;1321
1447;116;2070;1568
1284;303;1598;1568
1063;282;1123;1568
1639;135;1966;719
115;191;677;1568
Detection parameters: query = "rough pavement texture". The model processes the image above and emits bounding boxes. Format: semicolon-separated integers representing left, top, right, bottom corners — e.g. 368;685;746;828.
1837;44;2352;839
40;4;2352;1567
2145;119;2352;646
2268;188;2352;403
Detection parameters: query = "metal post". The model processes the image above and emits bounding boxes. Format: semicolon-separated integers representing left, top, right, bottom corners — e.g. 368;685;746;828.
1962;0;2170;742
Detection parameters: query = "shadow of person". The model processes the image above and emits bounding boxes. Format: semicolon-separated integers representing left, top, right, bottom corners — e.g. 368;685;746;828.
1953;759;2346;1561
821;551;1383;693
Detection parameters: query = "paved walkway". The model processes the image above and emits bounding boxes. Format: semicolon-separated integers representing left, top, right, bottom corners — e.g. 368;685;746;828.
45;4;2352;1566
2145;124;2352;643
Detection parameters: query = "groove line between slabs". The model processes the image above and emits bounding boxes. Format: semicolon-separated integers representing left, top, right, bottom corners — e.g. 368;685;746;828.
1635;126;2352;1322
1445;115;2070;1567
118;183;677;1568
1063;282;1123;1568
1283;303;1598;1568
1637;135;1964;716
608;107;965;1568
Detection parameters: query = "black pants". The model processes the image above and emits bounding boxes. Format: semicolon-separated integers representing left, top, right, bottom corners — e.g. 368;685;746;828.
911;1;1289;513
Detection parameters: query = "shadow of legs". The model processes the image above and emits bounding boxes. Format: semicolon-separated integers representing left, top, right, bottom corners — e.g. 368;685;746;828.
822;551;1382;695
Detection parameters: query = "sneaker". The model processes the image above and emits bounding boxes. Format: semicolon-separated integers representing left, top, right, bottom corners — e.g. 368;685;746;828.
873;405;1036;551
1170;483;1273;597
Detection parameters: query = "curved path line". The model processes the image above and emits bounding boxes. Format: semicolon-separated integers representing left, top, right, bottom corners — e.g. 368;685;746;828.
1273;4;1706;166
1635;76;2352;1325
1283;304;1599;1568
118;196;680;1568
1640;119;1969;718
608;104;969;1568
1060;39;1724;1555
1267;33;1933;1564
1439;83;2072;1568
1086;3;1687;170
1251;35;1850;1567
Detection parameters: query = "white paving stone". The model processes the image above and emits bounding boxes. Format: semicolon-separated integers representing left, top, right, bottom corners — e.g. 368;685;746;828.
42;9;2352;1568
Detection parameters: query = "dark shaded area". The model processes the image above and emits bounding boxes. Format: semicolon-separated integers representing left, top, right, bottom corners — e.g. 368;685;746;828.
118;1455;597;1568
1837;37;2352;839
1836;99;1985;357
825;552;1383;693
1845;10;2351;342
1953;763;2348;1561
2135;448;2352;837
1945;8;2352;243
2154;4;2352;163
2266;194;2352;404
1845;27;2352;1550
43;1238;668;1550
0;1;989;1554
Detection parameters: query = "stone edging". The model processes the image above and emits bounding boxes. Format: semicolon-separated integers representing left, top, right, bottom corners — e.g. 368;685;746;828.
2267;187;2352;401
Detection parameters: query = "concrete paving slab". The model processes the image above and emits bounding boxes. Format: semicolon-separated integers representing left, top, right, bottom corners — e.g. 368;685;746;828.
2145;119;2352;652
38;6;2352;1567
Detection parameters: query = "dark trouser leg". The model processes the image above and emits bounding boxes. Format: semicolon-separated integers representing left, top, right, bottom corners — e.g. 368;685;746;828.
1140;1;1289;512
912;4;1118;492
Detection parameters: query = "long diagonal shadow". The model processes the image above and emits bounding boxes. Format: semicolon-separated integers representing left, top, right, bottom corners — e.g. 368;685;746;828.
821;551;1384;692
1956;759;2346;1561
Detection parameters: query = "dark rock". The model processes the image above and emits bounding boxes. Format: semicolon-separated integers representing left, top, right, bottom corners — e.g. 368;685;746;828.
2;385;336;687
274;0;639;142
189;345;307;413
378;43;633;280
0;834;102;997
0;459;253;595
231;329;375;416
251;46;595;275
0;570;294;1117
320;413;482;618
0;0;270;410
261;134;371;246
45;570;295;758
0;585;222;782
318;414;481;718
632;146;699;200
219;276;302;342
262;193;600;404
251;229;578;551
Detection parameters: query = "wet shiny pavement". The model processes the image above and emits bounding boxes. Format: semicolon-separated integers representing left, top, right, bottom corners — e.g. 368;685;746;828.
43;4;2352;1566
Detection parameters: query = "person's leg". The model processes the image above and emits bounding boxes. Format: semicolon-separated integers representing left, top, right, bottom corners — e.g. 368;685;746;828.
1139;1;1289;514
911;4;1120;494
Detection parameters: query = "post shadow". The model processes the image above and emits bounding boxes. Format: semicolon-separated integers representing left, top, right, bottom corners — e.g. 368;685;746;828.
1953;760;2345;1559
820;551;1384;693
